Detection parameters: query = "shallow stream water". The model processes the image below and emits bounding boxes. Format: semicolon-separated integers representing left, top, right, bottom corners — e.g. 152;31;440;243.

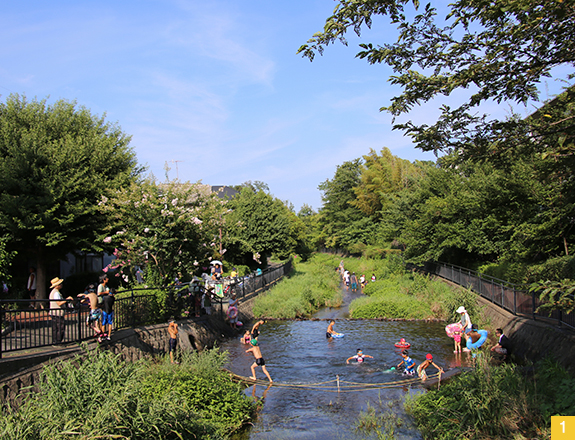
222;288;471;439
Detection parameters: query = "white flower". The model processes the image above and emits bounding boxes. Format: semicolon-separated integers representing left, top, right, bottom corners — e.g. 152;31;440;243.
103;236;112;243
144;228;150;233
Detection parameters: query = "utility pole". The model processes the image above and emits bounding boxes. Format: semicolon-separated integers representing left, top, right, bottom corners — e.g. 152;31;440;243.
170;160;183;180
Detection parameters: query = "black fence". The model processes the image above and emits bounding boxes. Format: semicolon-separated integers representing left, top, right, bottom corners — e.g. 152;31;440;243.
422;261;575;330
0;260;292;358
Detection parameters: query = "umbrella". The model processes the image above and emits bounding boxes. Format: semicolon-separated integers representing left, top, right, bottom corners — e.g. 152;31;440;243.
210;260;223;266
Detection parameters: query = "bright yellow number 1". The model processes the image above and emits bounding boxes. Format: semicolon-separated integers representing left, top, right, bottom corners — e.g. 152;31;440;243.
552;416;574;438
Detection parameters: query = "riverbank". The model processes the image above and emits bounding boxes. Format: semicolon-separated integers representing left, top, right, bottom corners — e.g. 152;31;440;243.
0;349;256;439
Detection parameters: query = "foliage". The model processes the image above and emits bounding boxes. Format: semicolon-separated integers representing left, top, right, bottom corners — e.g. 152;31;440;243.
406;356;575;439
252;253;342;319
0;235;16;283
226;186;301;265
530;279;575;315
299;1;575;160
0;349;255;440
405;356;543;439
317;159;365;251
0;94;141;298
346;254;479;320
98;179;216;286
352;147;422;221
355;398;404;440
533;358;575;419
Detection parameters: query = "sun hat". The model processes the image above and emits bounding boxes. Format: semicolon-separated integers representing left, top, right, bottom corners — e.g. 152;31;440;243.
50;277;64;288
426;353;433;360
456;306;467;314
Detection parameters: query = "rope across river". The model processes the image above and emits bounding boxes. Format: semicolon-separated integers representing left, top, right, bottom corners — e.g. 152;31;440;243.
227;370;444;393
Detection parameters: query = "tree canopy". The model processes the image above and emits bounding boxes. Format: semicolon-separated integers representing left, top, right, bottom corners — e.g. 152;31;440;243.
299;0;575;160
0;95;141;298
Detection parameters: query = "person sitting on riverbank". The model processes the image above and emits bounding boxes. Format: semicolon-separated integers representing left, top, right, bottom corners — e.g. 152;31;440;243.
242;330;252;344
397;350;416;375
417;354;444;381
490;328;512;360
246;339;273;382
346;349;373;364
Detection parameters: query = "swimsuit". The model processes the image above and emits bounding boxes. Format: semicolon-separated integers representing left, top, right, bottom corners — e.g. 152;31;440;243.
252;328;260;338
353;355;365;363
255;357;265;366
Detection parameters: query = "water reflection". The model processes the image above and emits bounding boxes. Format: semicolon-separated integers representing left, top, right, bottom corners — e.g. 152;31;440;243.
223;319;472;439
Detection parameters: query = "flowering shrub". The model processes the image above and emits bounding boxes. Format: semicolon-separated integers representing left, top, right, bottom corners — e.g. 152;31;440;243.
98;179;227;286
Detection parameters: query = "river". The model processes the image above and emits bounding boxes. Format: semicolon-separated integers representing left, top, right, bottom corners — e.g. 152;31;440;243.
222;288;469;439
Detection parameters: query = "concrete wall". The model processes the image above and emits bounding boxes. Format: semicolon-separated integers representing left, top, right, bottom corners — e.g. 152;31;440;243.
477;296;575;373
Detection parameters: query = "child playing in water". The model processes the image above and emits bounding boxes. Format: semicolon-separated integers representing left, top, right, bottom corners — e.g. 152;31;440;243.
245;339;273;382
242;330;251;344
417;354;444;381
251;320;265;340
326;320;338;338
397;350;416;375
453;326;463;353
346;349;374;364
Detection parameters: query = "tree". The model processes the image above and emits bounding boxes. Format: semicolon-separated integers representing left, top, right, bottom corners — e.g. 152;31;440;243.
299;0;575;159
352;147;421;219
317;159;365;250
97;180;216;286
0;95;141;299
226;187;297;265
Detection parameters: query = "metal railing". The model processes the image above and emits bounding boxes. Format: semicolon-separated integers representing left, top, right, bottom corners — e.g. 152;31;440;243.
0;260;292;358
421;261;575;330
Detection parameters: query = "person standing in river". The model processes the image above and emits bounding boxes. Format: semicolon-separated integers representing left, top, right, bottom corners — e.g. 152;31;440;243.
246;339;273;382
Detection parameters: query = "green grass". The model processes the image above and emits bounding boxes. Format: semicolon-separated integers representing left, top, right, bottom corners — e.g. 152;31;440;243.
345;256;480;321
404;355;575;439
252;253;342;319
0;348;256;439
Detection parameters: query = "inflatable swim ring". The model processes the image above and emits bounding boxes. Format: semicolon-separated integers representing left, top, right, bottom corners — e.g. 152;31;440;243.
466;329;488;350
226;306;238;319
394;338;410;349
330;332;344;338
445;323;463;339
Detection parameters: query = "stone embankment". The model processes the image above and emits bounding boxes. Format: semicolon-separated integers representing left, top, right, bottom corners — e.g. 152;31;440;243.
0;296;258;408
477;296;575;373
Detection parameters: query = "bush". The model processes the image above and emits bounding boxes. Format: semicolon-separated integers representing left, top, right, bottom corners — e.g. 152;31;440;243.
406;356;540;439
0;349;255;440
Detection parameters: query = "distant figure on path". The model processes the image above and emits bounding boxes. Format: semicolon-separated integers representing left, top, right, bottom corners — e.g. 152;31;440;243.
101;290;115;341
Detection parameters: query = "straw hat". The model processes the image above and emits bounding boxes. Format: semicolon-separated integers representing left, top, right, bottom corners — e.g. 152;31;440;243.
50;277;64;288
456;306;467;314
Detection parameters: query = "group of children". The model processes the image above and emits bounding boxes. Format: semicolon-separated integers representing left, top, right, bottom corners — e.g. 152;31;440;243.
337;262;376;291
77;274;115;343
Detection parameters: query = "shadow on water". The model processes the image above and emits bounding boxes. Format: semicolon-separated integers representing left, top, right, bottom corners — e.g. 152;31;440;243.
224;285;472;439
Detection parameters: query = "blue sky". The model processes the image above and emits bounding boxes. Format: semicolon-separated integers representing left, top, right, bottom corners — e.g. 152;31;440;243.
0;1;565;211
